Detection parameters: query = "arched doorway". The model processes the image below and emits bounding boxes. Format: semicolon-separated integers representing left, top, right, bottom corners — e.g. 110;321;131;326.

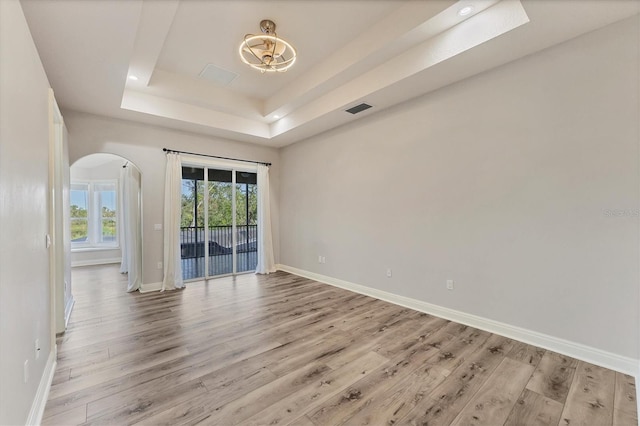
70;153;143;292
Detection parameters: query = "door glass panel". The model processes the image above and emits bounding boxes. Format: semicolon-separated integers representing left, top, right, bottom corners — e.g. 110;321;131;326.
207;169;233;276
236;171;258;273
181;167;205;280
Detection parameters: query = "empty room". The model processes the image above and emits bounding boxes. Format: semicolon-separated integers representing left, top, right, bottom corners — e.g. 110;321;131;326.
1;0;639;425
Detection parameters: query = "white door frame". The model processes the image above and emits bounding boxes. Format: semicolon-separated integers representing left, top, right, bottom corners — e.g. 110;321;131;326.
48;89;70;344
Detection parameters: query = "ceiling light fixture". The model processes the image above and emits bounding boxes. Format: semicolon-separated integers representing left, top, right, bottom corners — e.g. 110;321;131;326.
239;19;297;73
458;5;474;16
128;75;139;81
273;115;280;119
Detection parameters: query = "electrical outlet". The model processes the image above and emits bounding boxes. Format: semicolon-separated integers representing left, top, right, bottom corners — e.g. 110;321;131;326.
157;261;163;270
35;339;40;360
23;360;29;384
154;224;162;231
321;256;326;264
446;279;454;290
318;255;322;263
386;268;392;278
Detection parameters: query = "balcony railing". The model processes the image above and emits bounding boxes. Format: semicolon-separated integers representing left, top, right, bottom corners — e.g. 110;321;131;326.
180;225;258;279
180;225;257;259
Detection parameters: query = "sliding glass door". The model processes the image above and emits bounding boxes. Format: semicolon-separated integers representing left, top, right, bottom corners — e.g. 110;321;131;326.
180;165;257;281
235;172;258;273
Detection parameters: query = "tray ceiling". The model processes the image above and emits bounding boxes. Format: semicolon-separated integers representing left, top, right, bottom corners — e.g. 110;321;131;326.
21;0;639;147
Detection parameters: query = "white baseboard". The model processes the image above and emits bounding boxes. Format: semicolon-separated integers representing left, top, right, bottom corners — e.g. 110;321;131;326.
26;346;56;426
276;264;639;377
139;281;162;293
71;258;121;267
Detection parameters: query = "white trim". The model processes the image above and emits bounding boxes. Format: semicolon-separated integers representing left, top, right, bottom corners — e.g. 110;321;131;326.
180;154;258;173
71;247;120;253
276;264;640;377
26;347;56;426
140;281;162;293
64;296;75;329
71;257;121;268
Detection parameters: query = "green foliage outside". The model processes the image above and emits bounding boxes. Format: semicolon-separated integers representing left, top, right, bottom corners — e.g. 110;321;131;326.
181;180;257;228
70;205;116;240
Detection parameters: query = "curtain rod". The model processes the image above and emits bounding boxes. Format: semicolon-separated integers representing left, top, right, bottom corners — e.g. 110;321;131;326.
163;148;271;166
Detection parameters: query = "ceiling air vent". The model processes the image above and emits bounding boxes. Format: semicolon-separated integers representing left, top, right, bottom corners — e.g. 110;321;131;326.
199;64;239;86
345;103;373;115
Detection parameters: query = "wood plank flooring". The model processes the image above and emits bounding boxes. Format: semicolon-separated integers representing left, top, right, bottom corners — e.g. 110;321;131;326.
42;264;637;426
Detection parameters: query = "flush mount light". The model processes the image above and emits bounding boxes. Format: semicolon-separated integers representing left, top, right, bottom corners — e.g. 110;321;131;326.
458;5;474;16
273;115;280;119
239;19;297;73
128;75;139;81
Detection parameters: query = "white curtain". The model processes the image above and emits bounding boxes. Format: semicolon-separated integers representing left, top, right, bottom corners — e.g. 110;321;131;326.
162;153;184;290
256;164;276;274
119;166;128;274
120;164;142;292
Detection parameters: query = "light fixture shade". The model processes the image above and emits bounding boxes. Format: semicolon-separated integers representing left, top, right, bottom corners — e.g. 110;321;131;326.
239;20;297;73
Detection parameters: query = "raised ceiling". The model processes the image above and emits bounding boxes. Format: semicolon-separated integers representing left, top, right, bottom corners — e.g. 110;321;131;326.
21;0;639;147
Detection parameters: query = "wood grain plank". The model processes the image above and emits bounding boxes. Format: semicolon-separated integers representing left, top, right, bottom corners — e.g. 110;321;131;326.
339;370;447;426
287;416;316;426
613;372;637;425
396;335;515;426
50;367;71;386
525;351;578;404
504;389;563;426
506;341;545;368
41;404;87;426
449;357;535;425
307;328;453;426
614;408;638;426
239;351;388;426
559;361;615;426
204;361;334;425
85;378;208;425
430;326;492;375
45;338;280;419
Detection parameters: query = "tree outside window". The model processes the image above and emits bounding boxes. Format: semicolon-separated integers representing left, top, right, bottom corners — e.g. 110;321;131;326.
71;181;117;248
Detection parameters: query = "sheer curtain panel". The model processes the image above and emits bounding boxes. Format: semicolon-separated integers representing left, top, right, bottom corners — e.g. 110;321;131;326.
162;153;185;290
256;164;276;274
119;166;128;274
125;165;142;292
119;164;142;291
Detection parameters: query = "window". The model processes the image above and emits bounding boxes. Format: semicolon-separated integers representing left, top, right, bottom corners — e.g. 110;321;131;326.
70;181;118;249
70;183;89;243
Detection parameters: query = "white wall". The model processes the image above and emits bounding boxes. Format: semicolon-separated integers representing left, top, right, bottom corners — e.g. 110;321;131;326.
0;0;53;423
63;111;280;286
70;158;125;266
279;17;640;360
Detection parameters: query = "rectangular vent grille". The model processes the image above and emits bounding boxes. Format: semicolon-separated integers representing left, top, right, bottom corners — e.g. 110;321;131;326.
199;64;238;86
345;103;373;115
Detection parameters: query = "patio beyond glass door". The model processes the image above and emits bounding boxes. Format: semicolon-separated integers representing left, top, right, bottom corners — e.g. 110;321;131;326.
235;172;258;273
207;169;233;276
181;166;258;281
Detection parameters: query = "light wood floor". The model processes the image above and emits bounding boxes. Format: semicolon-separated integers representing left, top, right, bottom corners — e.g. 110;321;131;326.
43;264;637;426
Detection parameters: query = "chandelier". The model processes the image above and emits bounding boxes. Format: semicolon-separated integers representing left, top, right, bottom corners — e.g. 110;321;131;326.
239;20;297;73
